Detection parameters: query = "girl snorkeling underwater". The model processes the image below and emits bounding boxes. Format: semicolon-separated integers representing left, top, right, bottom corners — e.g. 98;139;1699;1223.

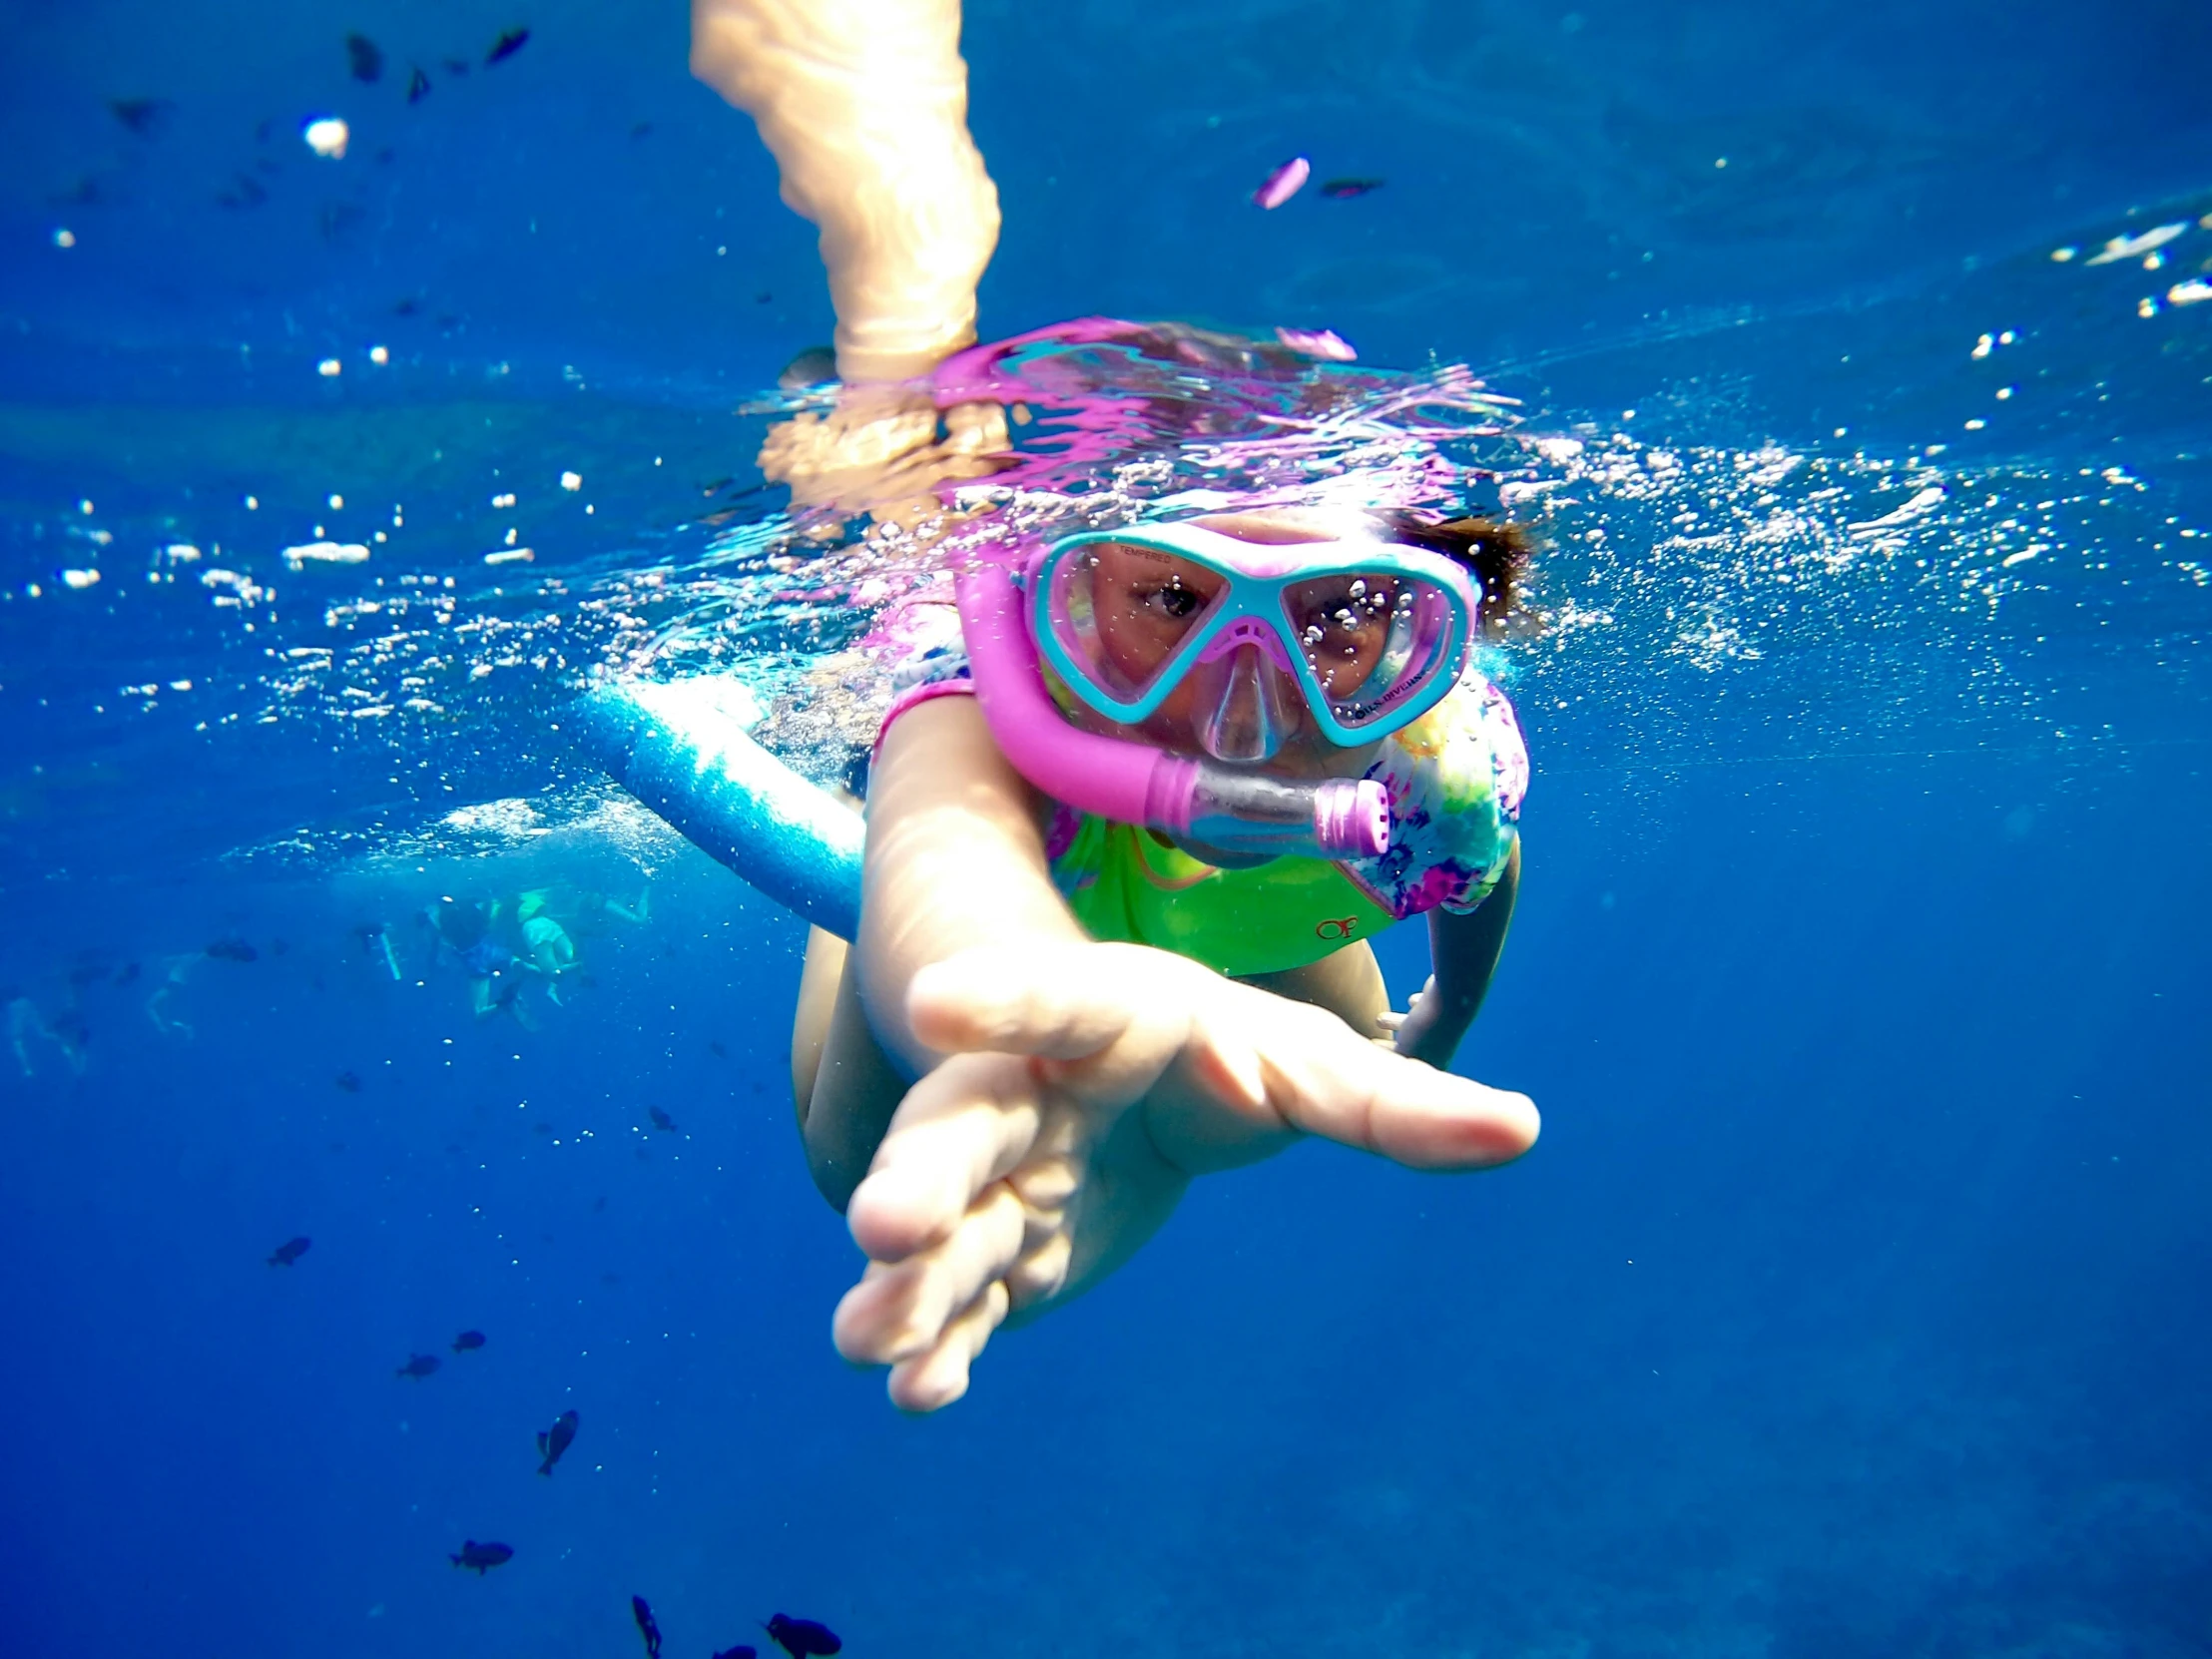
693;0;1541;1410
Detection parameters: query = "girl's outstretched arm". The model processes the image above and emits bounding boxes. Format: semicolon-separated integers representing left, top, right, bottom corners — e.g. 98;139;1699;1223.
691;0;1000;383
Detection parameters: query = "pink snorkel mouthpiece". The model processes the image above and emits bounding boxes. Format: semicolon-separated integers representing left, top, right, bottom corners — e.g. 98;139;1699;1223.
954;562;1390;861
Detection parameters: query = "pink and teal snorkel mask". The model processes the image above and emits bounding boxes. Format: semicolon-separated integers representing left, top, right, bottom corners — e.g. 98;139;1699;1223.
953;520;1480;862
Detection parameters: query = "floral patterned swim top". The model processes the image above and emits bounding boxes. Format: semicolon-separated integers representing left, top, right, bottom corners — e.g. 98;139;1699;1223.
876;615;1528;978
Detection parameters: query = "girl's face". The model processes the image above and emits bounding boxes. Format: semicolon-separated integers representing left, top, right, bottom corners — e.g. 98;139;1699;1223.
1074;513;1397;775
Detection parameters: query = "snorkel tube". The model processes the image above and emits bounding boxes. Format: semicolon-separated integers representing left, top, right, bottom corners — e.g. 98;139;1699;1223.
952;560;1390;860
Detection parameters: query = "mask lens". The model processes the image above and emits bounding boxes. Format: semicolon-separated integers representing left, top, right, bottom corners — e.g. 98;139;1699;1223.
1282;571;1460;729
1046;542;1230;705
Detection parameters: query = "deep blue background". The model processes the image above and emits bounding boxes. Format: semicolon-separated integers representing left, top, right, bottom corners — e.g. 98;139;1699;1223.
2;2;2210;1656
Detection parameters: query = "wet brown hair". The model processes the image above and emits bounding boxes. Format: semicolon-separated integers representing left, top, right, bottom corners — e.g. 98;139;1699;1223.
1375;511;1536;636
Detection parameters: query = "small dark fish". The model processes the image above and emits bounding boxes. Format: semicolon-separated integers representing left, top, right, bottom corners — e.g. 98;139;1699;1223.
267;1236;311;1267
346;33;384;84
632;1595;663;1659
450;1539;512;1574
333;1070;360;1094
485;28;530;65
630;121;653;139
764;1615;841;1659
51;1009;90;1048
406;65;431;104
755;290;773;303
393;295;421;315
1320;176;1385;199
67;956;109;989
451;1330;486;1353
116;962;141;985
708;1040;727;1059
396;1353;442;1380
110;98;173;137
216;173;270;210
536;1407;578;1475
50;176;107;208
443;58;471;77
532;1121;553;1135
698;476;734;497
647;1106;676;1132
206;937;258;963
715;1648;758;1659
778;346;838;390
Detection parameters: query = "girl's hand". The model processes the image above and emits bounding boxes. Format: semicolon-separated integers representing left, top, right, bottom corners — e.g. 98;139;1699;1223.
830;942;1537;1410
1375;973;1443;1057
759;383;1008;515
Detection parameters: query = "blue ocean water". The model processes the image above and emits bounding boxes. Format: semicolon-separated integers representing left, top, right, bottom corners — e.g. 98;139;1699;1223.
3;2;2211;1656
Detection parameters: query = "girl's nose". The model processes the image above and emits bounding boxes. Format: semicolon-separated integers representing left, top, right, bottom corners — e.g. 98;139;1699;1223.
1195;642;1302;763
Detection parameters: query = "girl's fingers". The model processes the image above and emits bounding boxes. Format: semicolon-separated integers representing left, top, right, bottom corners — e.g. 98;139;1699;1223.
832;1181;1028;1366
845;1053;1044;1263
885;1279;1011;1413
1226;998;1539;1170
907;943;1184;1061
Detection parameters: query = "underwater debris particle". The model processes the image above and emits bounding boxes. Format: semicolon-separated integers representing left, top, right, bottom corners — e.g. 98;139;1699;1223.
369;344;389;365
282;541;369;569
302;117;349;159
317;358;341;376
53;228;75;248
1275;326;1357;361
1252;156;1310;209
2086;223;2186;265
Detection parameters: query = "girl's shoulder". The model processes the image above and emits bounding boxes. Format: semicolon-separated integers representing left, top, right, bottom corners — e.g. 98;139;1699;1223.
1344;668;1526;917
1384;667;1528;817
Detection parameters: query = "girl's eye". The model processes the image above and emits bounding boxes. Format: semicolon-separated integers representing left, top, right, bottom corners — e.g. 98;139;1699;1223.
1141;585;1202;620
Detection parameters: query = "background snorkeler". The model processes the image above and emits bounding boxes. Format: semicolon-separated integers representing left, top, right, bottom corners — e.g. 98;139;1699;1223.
694;0;1539;1409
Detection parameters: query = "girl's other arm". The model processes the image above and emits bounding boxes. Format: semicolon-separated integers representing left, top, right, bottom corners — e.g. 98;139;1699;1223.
690;0;999;383
1390;839;1520;1068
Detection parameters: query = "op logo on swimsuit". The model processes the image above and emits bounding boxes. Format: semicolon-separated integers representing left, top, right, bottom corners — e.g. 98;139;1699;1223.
1315;916;1361;941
